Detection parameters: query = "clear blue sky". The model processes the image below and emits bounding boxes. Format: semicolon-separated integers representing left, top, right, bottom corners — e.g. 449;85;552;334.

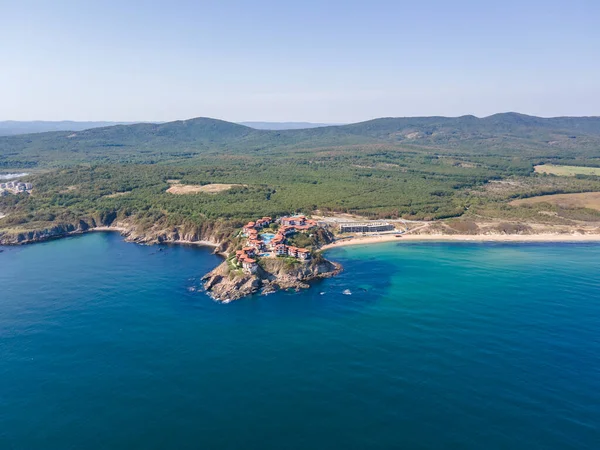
2;0;599;122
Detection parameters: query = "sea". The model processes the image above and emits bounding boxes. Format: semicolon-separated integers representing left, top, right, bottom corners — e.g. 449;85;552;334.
1;232;599;449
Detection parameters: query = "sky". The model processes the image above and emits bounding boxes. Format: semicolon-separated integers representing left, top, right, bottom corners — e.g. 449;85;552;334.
1;0;599;123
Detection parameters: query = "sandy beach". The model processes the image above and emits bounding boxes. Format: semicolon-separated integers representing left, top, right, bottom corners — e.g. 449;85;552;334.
321;233;600;250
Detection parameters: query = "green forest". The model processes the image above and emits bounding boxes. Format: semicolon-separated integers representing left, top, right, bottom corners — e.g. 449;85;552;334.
2;114;600;238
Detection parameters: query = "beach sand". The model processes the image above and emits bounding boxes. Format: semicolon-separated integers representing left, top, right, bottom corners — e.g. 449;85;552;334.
321;233;600;250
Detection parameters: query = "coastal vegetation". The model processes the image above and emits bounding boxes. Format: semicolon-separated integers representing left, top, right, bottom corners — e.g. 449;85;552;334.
1;113;600;244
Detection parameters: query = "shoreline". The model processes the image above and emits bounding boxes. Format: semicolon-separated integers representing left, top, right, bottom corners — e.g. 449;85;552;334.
321;233;600;250
0;226;221;250
89;227;220;249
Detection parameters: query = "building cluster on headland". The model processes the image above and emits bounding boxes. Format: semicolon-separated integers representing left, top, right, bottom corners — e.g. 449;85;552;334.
0;181;33;196
234;215;317;273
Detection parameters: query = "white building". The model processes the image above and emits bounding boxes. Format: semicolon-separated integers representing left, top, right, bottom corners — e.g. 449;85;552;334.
339;222;394;233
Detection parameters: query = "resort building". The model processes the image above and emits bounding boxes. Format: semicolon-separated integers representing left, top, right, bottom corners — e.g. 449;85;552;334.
242;247;256;257
242;221;256;235
243;217;272;235
338;222;395;234
235;248;259;274
279;215;318;230
247;238;265;251
269;235;285;249
255;217;272;228
240;214;315;263
241;258;258;274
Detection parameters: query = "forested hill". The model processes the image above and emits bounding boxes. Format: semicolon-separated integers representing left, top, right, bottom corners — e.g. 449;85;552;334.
2;113;600;168
0;120;137;136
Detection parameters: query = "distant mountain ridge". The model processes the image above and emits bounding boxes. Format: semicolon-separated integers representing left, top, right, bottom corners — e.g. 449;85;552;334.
0;120;340;136
0;120;139;136
239;122;339;130
2;113;600;167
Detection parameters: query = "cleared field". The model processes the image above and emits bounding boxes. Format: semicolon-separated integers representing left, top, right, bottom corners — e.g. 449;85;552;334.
511;192;600;210
535;164;600;176
166;183;245;195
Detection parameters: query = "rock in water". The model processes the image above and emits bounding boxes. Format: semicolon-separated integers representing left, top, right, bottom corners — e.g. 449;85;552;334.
203;257;342;302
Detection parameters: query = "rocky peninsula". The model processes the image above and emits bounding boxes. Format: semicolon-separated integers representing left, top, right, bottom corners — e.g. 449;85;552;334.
202;256;342;302
0;213;343;302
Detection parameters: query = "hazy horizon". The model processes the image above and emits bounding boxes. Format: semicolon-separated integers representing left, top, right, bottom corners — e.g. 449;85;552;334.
3;1;599;122
1;111;600;128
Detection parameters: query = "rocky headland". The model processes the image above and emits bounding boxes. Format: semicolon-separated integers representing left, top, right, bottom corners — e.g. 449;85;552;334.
202;256;342;302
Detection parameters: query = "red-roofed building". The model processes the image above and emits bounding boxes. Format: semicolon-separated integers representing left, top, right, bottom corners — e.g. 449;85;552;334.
241;257;258;273
236;247;259;273
247;239;265;251
242;247;256;257
280;217;301;226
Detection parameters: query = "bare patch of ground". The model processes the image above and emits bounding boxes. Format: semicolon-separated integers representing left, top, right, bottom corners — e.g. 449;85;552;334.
510;192;600;211
166;182;245;195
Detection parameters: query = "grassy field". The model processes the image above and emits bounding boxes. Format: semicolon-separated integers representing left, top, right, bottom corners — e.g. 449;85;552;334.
534;164;600;176
511;192;600;211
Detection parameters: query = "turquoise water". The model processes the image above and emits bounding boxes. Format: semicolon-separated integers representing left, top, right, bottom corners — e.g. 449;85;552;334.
2;232;600;449
261;232;275;244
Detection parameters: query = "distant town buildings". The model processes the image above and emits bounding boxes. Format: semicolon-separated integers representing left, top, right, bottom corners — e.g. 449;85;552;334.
338;222;394;233
0;181;33;196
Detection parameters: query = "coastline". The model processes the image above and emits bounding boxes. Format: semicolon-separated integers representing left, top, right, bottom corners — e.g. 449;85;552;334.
0;225;222;250
321;233;600;250
90;227;220;249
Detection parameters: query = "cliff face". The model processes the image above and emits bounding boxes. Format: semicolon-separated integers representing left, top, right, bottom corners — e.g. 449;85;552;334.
0;217;235;252
117;221;235;253
202;257;342;302
0;220;94;245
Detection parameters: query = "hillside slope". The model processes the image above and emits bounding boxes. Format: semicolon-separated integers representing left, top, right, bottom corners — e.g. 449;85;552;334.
2;113;600;168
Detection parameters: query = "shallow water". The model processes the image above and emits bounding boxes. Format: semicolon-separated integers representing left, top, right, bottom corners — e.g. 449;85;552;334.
1;233;600;449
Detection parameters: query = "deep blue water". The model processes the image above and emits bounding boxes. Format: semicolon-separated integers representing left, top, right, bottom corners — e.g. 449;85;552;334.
1;232;600;449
